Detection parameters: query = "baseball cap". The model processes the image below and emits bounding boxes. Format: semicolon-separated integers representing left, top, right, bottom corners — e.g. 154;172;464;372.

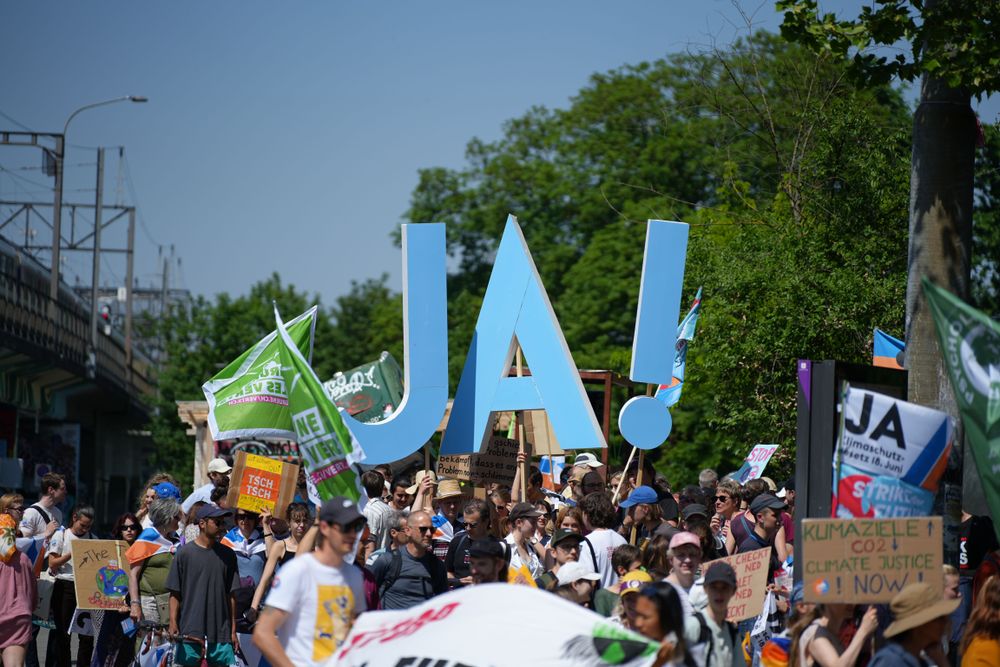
777;478;795;499
556;561;601;586
703;562;738;589
617;570;653;596
152;482;181;501
319;497;365;526
573;453;603;468
658;495;679;522
207;458;232;474
509;502;543;523
550;528;585;549
619;485;658;508
749;493;787;515
682;503;709;521
468;539;505;559
196;504;232;521
668;531;702;552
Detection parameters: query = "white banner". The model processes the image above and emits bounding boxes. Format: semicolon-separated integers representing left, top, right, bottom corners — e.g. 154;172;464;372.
331;583;659;666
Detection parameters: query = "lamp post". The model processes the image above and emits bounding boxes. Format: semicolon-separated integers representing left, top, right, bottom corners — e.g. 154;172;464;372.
49;95;147;304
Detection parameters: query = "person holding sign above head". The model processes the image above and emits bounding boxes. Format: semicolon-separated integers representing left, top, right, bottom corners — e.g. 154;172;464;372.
181;458;232;514
46;505;96;667
868;582;960;667
253;497;368;667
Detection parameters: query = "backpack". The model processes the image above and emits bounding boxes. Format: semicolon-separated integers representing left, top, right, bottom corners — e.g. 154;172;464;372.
693;611;738;667
376;549;447;608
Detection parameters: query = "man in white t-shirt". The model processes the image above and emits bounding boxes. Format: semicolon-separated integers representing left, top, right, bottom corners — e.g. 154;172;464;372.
19;472;66;537
579;492;627;588
253;496;367;667
181;458;232;513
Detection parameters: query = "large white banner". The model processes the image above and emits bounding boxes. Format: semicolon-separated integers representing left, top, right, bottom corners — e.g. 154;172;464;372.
331;583;659;666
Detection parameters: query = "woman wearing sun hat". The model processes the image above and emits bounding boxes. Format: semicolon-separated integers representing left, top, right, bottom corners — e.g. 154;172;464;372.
868;582;961;666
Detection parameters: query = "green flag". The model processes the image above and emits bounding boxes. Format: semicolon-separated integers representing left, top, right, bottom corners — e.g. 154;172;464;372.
923;277;1000;541
275;305;365;502
202;306;318;440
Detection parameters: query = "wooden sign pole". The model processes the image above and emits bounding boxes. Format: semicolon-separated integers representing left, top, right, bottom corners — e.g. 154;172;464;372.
516;345;528;500
629;450;645;545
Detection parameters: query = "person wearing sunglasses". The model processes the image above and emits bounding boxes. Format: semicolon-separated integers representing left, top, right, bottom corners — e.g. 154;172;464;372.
219;509;268;641
445;499;495;587
709;480;740;549
252;497;368;667
89;513;142;667
371;510;448;610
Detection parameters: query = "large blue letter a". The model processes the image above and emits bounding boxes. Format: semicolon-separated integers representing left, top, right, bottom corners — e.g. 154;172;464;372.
440;215;605;455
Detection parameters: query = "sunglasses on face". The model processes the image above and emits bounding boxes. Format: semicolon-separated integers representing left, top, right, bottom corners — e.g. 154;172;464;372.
336;519;367;534
413;525;434;533
121;524;139;530
236;513;255;520
714;496;731;503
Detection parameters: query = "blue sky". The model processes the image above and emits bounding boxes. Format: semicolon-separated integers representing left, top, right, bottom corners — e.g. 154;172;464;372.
2;2;997;306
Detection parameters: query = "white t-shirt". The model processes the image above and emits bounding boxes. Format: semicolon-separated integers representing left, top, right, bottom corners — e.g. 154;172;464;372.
264;553;366;667
583;528;627;588
48;528;92;581
19;503;62;537
505;534;544;579
181;482;215;513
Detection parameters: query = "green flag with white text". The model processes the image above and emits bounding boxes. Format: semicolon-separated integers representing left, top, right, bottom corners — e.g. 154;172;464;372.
202;306;318;440
923;278;1000;541
275;305;365;503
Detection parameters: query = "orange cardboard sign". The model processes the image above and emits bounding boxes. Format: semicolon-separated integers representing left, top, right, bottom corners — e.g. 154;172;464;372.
226;452;299;517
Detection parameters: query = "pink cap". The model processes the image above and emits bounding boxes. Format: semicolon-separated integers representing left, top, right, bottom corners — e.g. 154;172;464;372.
668;531;702;552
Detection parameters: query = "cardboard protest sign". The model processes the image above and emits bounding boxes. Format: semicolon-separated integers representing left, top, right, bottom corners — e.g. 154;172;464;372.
701;548;771;622
438;437;520;487
833;384;952;518
801;517;942;603
226;451;300;516
71;539;130;610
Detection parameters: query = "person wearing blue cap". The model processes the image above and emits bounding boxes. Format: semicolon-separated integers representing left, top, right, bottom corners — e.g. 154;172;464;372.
618;486;666;545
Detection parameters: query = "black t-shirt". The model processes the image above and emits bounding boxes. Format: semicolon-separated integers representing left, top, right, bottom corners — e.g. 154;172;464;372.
737;532;780;581
165;541;240;644
960;515;999;577
444;531;500;582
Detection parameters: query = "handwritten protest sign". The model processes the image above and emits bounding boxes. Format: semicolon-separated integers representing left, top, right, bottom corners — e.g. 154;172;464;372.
802;517;942;603
701;548;771;621
226;451;300;516
438;437;519;487
71;539;130;610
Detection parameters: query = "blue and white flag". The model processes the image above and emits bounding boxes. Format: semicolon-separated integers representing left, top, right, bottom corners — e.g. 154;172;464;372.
654;287;702;408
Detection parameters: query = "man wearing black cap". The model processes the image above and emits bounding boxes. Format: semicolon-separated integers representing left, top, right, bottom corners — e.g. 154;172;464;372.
535;528;586;589
468;539;508;585
736;493;786;579
167;504;240;666
693;562;741;667
252;496;368;667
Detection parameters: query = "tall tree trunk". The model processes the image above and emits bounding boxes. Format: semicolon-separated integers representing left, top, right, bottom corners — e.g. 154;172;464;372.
904;71;976;566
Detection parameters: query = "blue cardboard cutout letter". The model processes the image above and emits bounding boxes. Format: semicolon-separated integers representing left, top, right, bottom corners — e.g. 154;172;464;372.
440;215;605;455
618;220;689;449
342;223;449;463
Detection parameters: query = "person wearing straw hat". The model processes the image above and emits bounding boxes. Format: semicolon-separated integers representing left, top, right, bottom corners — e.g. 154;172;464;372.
430;479;467;561
868;582;960;666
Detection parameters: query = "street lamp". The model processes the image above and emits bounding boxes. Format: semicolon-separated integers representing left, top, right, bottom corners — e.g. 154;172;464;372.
49;95;147;303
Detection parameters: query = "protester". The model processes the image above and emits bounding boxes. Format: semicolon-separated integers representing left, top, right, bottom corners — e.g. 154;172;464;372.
789;603;878;666
89;512;142;667
372;510;447;609
565;467;590;503
489;487;512;537
537;528;587;590
367;510;408;566
556;505;585;533
960;575;1000;666
180;458;231;512
710;480;740;547
388;476;412;514
512;452;546;503
506;502;546;580
609;570;654;629
681;503;724;560
372;463;393;497
643;534;673;579
210;485;229;508
183;501;206;544
252;496;368;666
868;582;959;667
127;497;181;628
580;492;627;587
727;479;789;563
593;544;643;615
698;469;719;497
736;493;786;579
777;478;796;544
430;479;466;560
573;452;604;471
45;505;96;666
533;499;552;545
361;470;394;558
943;563;964;660
249;502;311;620
135;473;175;528
0;494;37;667
694;562;742;667
445;498;494;586
555;561;601;607
166;504;239;667
468;539;509;585
406;470;437;513
633;581;698;667
618;485;665;544
221;508;268;633
665;531;702;615
18;472;65;538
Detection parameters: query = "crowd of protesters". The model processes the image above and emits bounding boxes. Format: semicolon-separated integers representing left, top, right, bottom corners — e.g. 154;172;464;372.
1;454;999;667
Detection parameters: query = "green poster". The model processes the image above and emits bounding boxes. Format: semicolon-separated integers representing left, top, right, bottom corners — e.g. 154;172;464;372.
275;306;364;502
323;352;405;424
202;306;317;440
923;278;1000;542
